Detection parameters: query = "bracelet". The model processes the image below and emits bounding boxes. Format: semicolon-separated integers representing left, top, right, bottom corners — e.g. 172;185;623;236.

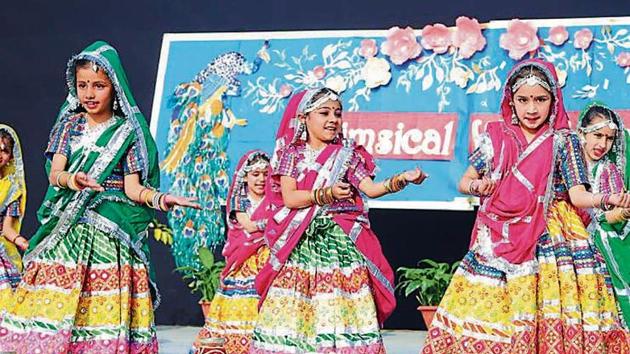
145;190;157;208
55;171;70;188
312;187;335;206
152;192;162;211
384;174;406;194
600;193;612;211
138;187;149;204
68;173;83;191
383;178;393;193
159;193;169;211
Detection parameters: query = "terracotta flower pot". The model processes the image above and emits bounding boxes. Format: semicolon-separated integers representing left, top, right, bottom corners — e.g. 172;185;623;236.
418;305;438;327
199;300;212;320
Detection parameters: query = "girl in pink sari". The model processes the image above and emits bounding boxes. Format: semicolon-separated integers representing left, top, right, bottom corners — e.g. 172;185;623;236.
250;88;427;353
422;59;630;353
192;150;272;353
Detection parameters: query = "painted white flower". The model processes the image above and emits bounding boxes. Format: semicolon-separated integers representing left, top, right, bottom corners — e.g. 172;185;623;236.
450;67;472;88
556;68;568;88
361;57;392;89
325;76;347;93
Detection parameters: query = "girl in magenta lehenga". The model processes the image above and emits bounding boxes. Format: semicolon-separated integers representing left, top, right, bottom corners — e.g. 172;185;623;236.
250;88;427;353
422;58;630;353
192;150;272;353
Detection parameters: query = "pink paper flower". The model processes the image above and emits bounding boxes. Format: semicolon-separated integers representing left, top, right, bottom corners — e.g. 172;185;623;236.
573;28;594;50
279;84;293;98
421;23;452;54
359;39;378;58
499;19;539;60
616;52;630;67
313;66;326;80
452;16;486;59
548;26;569;46
380;26;422;65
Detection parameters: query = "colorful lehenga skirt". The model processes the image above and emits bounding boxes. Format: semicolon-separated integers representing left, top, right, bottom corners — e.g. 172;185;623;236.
0;242;20;313
0;222;158;354
191;246;270;354
250;216;385;354
422;200;630;353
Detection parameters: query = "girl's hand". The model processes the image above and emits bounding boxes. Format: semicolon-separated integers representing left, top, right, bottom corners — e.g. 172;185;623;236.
15;236;29;251
163;194;202;210
74;172;104;192
402;168;428;185
474;177;496;196
331;182;353;201
608;193;630;209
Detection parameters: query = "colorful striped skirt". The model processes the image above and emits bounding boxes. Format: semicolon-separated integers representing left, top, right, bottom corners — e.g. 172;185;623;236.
422;200;629;353
250;215;385;354
0;242;20;314
0;222;158;354
191;246;270;354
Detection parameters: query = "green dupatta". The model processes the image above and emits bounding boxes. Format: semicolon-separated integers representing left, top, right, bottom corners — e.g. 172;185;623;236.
579;101;630;327
25;41;161;307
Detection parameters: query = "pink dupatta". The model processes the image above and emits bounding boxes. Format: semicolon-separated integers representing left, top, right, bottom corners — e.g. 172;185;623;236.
221;150;271;280
473;59;570;264
255;89;396;325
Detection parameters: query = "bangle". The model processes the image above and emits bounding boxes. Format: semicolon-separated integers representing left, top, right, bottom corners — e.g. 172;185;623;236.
600;193;612;211
138;187;149;204
55;171;69;188
159;193;169;211
152;192;163;211
67;173;78;190
145;190;157;208
385;173;407;194
383;178;393;193
325;187;335;204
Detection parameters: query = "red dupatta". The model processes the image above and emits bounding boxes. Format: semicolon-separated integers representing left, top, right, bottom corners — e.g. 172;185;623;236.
473;59;570;264
255;89;396;325
221;150;271;280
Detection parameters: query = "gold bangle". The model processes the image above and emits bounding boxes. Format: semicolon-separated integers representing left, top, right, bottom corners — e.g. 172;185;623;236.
159;193;169;211
145;190;157;208
138;187;149;204
326;187;335;203
67;173;78;190
55;171;69;188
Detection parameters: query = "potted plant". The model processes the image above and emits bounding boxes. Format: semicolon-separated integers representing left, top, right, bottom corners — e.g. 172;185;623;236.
175;246;225;319
397;259;459;327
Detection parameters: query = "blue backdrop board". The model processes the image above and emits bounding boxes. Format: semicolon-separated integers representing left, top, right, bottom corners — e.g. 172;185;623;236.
151;17;630;214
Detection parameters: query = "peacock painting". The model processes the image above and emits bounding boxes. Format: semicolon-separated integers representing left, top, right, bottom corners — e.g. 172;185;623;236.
162;50;263;271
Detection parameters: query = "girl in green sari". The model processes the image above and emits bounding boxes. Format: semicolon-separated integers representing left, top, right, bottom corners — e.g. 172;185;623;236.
0;41;199;354
578;101;630;327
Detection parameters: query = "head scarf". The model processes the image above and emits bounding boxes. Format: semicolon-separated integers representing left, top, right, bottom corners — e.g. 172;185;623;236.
475;58;570;264
222;150;271;279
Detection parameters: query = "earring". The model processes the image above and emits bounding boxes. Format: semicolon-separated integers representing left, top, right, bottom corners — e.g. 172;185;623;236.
113;98;119;111
511;111;519;125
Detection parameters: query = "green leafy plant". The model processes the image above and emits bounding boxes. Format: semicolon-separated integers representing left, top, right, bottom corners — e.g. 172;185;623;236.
175;246;225;302
397;259;460;306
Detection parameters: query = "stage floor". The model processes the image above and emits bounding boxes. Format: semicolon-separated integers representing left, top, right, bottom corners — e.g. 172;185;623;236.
157;326;427;353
